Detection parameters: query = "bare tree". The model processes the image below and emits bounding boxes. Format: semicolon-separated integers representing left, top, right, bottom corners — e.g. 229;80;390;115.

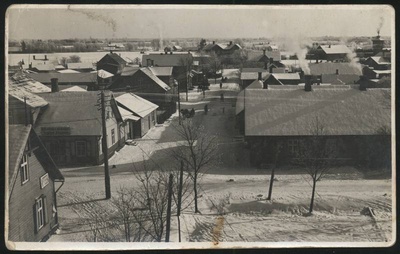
267;141;283;201
294;116;337;214
178;56;193;102
207;51;222;84
172;119;219;213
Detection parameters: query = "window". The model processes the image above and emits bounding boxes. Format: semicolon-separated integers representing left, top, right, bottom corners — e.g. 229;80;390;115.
21;154;29;184
76;141;87;157
288;139;300;156
111;129;115;144
35;196;47;231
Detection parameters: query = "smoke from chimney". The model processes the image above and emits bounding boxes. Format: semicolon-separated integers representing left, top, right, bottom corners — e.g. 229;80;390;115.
344;40;363;74
377;16;384;35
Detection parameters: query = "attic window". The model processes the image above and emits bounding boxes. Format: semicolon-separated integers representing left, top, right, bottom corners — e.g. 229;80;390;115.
21;154;29;184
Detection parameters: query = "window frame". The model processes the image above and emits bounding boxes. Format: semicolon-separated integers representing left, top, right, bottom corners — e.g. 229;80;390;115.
21;153;29;184
111;129;115;144
288;139;300;157
35;196;46;231
75;141;87;157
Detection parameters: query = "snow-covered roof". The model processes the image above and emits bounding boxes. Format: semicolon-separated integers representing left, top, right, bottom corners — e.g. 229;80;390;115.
115;93;158;118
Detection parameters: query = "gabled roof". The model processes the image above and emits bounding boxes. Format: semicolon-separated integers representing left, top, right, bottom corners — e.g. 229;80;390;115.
121;66;140;76
96;69;114;79
368;56;390;65
242;87;391;136
117;106;140;121
8;74;50;108
319;45;351;55
225;43;242;50
247;50;281;62
35;91;113;136
115;93;158;118
148;66;174;76
309;63;362;75
240;71;269;80
67;62;94;70
27;72;97;83
270;73;300;80
321;74;360;85
103;52;127;65
58;69;80;73
140;68;171;91
203;43;224;51
31;64;55;72
61;86;87;92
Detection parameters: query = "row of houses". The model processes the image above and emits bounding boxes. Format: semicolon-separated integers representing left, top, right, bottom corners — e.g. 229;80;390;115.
235;78;391;168
7;70;168;241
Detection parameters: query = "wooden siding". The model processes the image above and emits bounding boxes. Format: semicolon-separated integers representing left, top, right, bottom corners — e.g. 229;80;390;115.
8;148;58;242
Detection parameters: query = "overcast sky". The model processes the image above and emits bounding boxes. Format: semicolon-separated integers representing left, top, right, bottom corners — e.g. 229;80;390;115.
7;5;394;40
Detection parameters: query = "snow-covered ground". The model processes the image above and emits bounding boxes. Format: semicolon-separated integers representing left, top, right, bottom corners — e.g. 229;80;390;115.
48;76;393;244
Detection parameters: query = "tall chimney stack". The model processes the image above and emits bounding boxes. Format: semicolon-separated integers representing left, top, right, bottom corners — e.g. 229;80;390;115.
304;75;313;92
336;69;339;75
258;72;262;81
51;78;59;93
263;49;266;56
212;41;215;45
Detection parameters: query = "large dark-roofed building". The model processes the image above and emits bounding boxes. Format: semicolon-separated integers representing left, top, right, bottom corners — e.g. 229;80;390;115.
236;85;391;168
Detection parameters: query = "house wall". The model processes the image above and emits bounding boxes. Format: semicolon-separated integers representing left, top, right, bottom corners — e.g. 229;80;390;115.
117;71;169;107
364;58;390;71
41;136;99;166
245;135;391;169
8;145;58;242
9;96;34;125
97;55;125;75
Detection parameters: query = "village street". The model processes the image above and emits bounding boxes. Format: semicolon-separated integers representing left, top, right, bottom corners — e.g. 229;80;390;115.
49;70;392;243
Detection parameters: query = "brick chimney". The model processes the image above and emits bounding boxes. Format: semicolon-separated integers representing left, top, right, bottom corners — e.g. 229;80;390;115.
229;41;233;45
304;75;313;92
33;55;36;60
336;69;339;75
51;78;59;93
263;49;266;56
269;66;274;73
258;72;262;81
44;55;48;60
212;41;215;44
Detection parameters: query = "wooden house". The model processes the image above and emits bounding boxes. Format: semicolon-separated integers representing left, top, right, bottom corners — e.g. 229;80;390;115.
114;93;159;138
236;83;391;168
34;91;124;166
8;124;64;242
97;52;127;75
110;67;176;123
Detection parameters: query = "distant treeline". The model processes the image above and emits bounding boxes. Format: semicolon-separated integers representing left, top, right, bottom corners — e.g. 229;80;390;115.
10;39;104;53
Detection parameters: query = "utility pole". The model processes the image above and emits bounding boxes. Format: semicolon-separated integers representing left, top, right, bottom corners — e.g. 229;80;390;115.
100;91;111;199
177;160;184;242
24;97;28;126
165;173;173;242
177;81;182;125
